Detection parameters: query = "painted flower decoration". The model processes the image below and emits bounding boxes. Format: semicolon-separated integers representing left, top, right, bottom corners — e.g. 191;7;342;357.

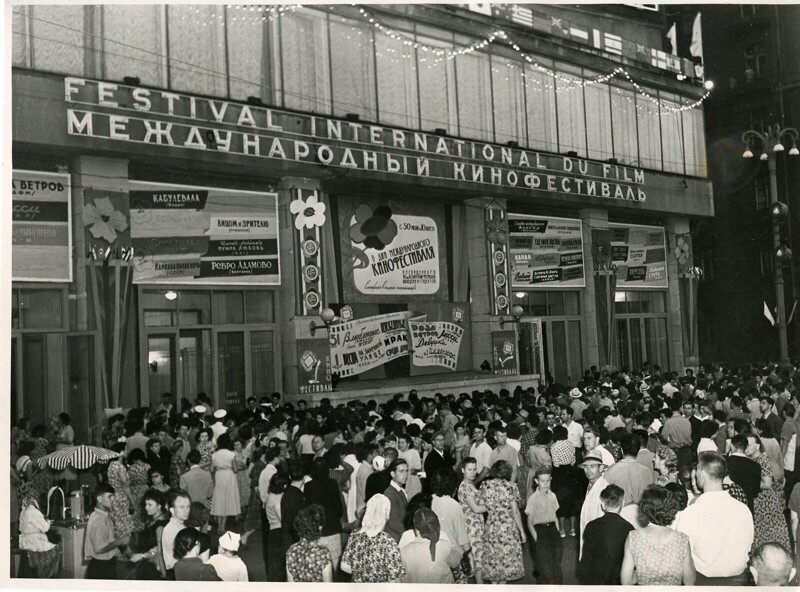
674;235;691;265
83;197;128;244
349;204;398;251
290;195;326;230
486;216;508;245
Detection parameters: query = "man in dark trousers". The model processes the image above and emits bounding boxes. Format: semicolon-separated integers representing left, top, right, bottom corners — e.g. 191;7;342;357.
382;458;409;542
578;484;633;585
281;460;309;553
365;447;397;503
727;434;761;512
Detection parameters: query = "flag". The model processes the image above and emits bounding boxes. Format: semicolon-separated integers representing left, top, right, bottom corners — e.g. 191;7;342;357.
666;22;677;55
764;302;776;326
789;300;798;325
690;12;703;60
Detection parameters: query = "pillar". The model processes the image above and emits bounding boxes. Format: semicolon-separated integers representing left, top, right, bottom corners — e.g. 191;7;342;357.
666;216;690;372
579;208;608;370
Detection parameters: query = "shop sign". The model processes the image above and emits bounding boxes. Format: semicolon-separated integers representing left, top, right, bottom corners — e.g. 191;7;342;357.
408;321;464;371
129;181;279;285
329;311;414;378
491;330;518;376
509;214;585;288
65;77;654;206
296;338;333;394
609;222;667;289
11;169;72;282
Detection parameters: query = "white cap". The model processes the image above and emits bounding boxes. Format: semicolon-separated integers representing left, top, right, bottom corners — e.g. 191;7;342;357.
213;409;227;419
218;531;240;552
193;405;206;414
372;456;385;471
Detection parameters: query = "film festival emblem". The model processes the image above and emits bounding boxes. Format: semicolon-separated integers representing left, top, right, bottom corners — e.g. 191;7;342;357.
340;305;354;321
499;341;514;367
452;307;464;323
300;349;322;384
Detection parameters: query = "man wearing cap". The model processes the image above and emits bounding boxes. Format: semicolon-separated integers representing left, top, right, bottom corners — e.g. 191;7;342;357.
578;450;609;559
211;409;228;443
569;388;587;421
208;531;249;581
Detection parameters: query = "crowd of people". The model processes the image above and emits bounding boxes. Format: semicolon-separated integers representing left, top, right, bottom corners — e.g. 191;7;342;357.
9;361;800;585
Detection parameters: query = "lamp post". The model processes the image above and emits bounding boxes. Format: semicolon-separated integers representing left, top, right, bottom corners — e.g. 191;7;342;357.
742;124;800;368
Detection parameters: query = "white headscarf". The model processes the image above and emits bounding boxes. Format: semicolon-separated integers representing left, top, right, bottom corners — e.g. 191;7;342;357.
361;493;390;538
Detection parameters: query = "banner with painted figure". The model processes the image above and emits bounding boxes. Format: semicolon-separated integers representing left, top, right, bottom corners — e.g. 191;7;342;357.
329;311;416;378
129;181;279;285
339;197;448;302
408;321;464;371
492;330;519;376
12;170;72;282
609;222;668;289
508;214;585;288
296;339;333;395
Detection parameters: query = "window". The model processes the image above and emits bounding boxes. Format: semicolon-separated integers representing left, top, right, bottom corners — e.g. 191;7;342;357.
524;64;558;153
660;93;684;174
375;28;419;128
30;5;86;75
584;77;613;161
279;7;331;114
611;84;638;165
555;69;586;156
167;5;227;97
637;89;662;171
102;5;164;87
513;291;581;317
682;107;707;177
744;43;767;79
227;9;278;103
416;32;458;133
329;16;377;120
755;175;769;211
455;49;494;141
16;289;65;330
491;56;526;145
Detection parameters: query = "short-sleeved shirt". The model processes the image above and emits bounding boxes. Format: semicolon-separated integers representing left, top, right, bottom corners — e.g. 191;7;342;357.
469;441;493;473
341;530;406;583
525;487;559;525
287;539;332;582
85;508;115;561
489;444;519;471
551;440;576;467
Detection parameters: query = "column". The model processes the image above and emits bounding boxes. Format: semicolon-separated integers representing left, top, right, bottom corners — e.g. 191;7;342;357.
665;216;689;372
579;208;607;370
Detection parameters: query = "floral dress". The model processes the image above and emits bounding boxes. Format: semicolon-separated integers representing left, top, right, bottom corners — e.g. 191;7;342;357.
26;437;54;508
479;478;524;582
457;480;485;573
107;460;134;537
340;530;405;583
286;538;333;582
628;528;689;585
244;458;266;531
233;451;251;511
196;441;216;470
753;453;790;549
169;452;186;489
128;460;151;531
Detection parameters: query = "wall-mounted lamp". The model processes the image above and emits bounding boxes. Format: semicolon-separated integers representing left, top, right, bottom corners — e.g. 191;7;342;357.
165;290;178;301
499;304;524;327
309;307;336;335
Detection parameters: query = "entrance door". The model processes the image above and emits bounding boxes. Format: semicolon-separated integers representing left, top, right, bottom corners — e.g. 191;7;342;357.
180;329;212;403
217;331;246;411
67;335;97;445
250;330;276;403
617;317;669;371
517;319;545;377
147;334;177;404
541;319;583;386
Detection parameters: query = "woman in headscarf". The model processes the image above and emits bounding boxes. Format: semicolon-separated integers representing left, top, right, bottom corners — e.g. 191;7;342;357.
18;496;60;578
340;493;406;582
400;507;462;583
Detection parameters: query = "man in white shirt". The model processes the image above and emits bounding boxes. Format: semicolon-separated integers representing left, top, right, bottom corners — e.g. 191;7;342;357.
257;448;281;507
210;409;228;443
161;491;191;579
674;451;754;585
560;405;584;454
468;424;493;483
583;426;616;467
578;450;609;558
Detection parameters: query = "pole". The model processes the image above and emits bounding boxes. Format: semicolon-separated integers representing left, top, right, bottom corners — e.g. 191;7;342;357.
769;154;791;367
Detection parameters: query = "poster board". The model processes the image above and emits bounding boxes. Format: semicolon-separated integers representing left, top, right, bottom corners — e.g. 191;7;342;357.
509;214;585;288
608;222;667;289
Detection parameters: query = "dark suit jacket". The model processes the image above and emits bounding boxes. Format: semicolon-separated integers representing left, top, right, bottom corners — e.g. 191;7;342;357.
727;454;761;511
304;477;343;536
578;512;634;585
424;449;454;476
281;485;309;552
382;483;408;542
365;469;392;504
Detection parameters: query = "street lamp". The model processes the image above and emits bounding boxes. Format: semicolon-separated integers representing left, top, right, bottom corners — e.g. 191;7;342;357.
742;123;800;367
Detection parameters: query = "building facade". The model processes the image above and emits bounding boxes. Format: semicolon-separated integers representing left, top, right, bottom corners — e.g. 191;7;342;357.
11;3;712;442
696;4;800;366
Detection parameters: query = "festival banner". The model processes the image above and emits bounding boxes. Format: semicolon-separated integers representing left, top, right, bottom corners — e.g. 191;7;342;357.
129;181;279;285
609;222;667;289
408;321;464;371
329;311;417;378
509;214;585;288
12;170;72;282
296;338;333;395
339;197;447;302
492;330;519;376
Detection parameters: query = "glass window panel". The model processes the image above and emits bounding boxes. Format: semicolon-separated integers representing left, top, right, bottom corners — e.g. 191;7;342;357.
251;331;275;401
660;96;684;174
657;317;669;368
637;91;662;170
518;321;534;375
530;291;548;316
179;329;212;405
683;107;707;177
20;289;63;329
551;320;568;384
218;331;245;409
653;291;666;313
148;335;176;401
455;51;493;141
102;5;163;86
245;291;274;324
611;85;639;166
31;5;85;75
585;80;613;161
565;291;581;316
329;17;377;120
567;320;583;385
644;317;657;371
524;65;558;152
178;291;211;325
12;290;19;330
12;6;30;67
280;7;331;113
614;291;627;315
167;5;227;97
227;9;272;102
144;311;175;327
617;319;629;368
417;34;457;133
630;318;643;370
214;291;244;324
556;73;586;156
375;33;419;129
141;290;177;312
491;56;526;145
547;292;566;316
